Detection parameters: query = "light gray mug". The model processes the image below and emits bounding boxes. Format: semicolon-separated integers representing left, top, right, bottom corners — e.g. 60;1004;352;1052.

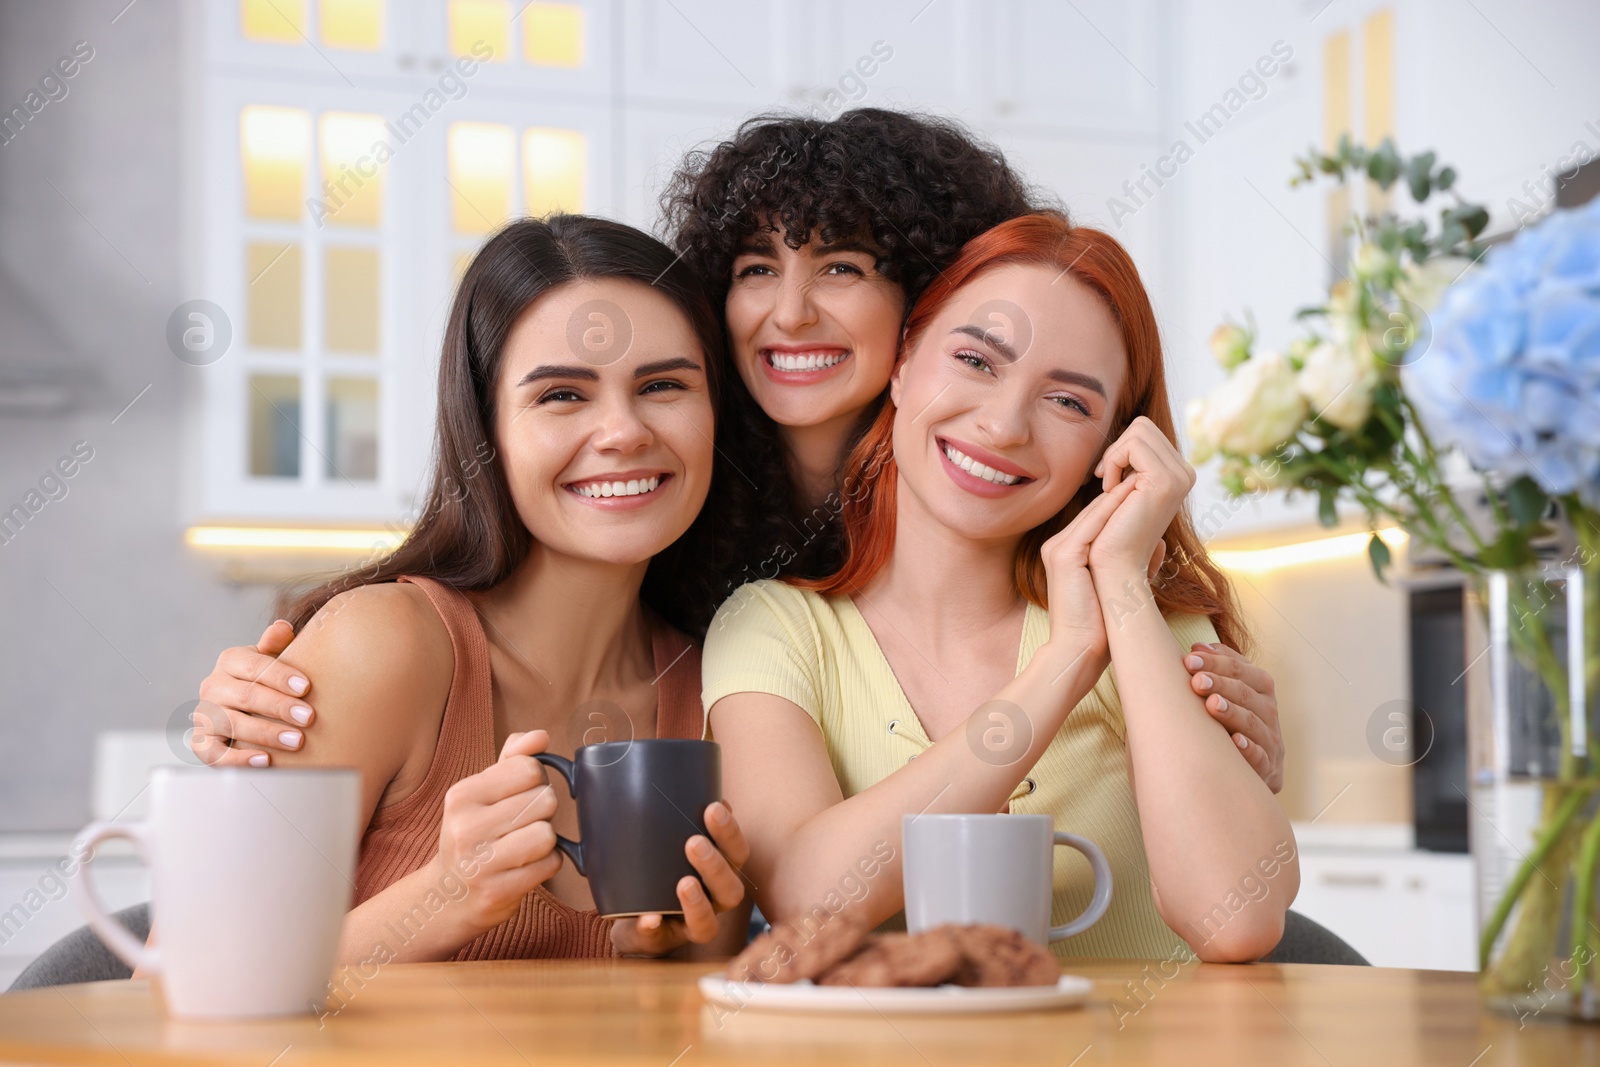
901;813;1113;945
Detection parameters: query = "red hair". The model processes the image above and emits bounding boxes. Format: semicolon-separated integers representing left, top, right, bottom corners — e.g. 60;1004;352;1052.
793;212;1250;654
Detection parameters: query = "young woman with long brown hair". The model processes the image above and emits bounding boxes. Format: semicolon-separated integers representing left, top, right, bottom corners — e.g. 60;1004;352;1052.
164;216;753;963
703;213;1297;962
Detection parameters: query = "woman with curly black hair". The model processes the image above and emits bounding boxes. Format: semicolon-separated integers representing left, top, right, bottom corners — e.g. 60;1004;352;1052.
194;108;1290;799
658;108;1045;610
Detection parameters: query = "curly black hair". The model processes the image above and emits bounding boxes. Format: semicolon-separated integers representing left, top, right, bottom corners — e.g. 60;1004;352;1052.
657;109;1054;633
661;107;1050;314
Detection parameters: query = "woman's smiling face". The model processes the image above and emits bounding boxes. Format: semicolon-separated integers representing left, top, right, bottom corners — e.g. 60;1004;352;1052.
492;277;715;567
889;262;1128;542
724;229;905;430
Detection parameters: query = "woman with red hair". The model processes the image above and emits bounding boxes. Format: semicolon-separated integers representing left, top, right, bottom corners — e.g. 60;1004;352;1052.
703;213;1297;962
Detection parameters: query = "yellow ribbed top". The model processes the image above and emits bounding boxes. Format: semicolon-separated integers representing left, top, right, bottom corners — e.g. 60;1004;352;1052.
703;579;1216;961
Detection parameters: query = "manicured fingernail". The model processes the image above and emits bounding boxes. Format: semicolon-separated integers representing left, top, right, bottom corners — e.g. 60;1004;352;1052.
1235;734;1249;750
1196;674;1213;690
279;730;302;749
1185;655;1204;670
683;880;703;900
288;676;309;695
644;914;660;929
249;753;269;767
1215;696;1229;712
690;837;714;859
710;803;729;826
290;705;312;725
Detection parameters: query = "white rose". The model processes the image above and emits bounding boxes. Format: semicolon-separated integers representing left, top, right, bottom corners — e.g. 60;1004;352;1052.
1354;242;1396;281
1209;323;1252;369
1395;255;1472;312
1189;351;1308;459
1297;339;1379;431
1221;456;1290;493
1186;397;1218;464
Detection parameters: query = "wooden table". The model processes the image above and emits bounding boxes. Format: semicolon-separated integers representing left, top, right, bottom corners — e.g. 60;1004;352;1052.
0;959;1592;1066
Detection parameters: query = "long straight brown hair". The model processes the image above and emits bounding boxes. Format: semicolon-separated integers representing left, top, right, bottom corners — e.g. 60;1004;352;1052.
793;213;1250;653
280;215;729;635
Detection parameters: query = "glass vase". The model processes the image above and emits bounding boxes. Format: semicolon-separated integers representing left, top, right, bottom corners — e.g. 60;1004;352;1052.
1466;565;1600;1023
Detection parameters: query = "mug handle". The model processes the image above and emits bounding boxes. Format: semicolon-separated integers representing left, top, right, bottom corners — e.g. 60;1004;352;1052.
531;753;586;877
71;820;160;975
1047;831;1114;941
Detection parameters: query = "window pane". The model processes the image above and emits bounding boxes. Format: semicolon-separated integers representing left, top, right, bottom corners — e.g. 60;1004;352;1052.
319;112;386;228
450;0;509;61
241;0;307;43
326;377;379;481
448;122;514;234
523;127;584;217
524;3;583;67
249;374;301;478
241;106;309;220
247;243;302;349
321;0;384;49
325;247;380;353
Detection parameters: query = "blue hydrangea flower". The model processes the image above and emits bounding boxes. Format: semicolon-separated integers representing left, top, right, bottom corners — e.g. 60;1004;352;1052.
1404;196;1600;505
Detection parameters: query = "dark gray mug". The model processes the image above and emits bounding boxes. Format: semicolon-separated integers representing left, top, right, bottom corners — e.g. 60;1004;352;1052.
534;739;720;918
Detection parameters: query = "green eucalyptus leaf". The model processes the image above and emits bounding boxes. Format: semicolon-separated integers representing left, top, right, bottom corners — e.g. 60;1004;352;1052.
1436;165;1456;191
1368;532;1393;584
1367;139;1402;189
1318;487;1339;528
1505;475;1549;527
1406;158;1432;202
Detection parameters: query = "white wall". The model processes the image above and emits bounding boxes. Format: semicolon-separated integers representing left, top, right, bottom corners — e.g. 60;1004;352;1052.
0;0;274;831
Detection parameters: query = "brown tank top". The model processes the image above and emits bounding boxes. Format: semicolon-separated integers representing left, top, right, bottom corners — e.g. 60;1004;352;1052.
352;576;705;960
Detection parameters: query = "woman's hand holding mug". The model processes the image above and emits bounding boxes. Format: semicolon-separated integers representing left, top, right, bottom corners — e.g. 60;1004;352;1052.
610;800;750;958
431;730;565;936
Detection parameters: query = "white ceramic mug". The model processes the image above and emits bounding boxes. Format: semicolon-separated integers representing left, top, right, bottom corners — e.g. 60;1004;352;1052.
902;813;1113;945
72;766;360;1019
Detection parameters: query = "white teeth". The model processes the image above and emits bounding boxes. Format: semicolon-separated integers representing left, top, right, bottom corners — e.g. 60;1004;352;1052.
768;350;847;372
572;475;662;499
942;444;1022;486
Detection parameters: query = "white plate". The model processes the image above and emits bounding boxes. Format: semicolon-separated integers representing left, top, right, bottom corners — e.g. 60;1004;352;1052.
697;974;1092;1015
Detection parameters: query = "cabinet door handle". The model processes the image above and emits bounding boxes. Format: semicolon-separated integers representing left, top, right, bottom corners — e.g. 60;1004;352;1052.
1320;872;1384;887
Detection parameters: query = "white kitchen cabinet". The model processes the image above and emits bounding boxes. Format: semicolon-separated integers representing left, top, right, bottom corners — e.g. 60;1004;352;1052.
0;836;148;991
1290;835;1476;972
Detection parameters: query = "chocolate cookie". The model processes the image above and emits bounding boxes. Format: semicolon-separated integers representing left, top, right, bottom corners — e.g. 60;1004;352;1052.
727;910;870;984
817;932;965;988
942;924;1062;987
